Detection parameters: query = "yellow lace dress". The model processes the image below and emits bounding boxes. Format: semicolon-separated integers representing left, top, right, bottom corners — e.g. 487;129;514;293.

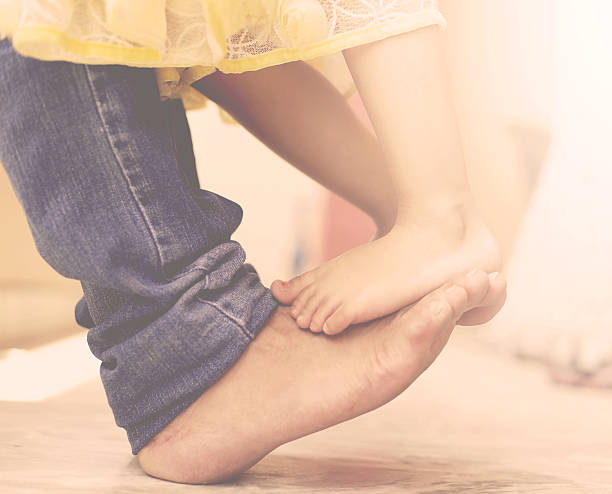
0;0;444;119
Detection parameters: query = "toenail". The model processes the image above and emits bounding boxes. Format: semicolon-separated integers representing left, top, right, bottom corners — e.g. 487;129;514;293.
444;284;464;301
444;283;459;294
488;271;499;281
428;300;447;316
467;268;481;280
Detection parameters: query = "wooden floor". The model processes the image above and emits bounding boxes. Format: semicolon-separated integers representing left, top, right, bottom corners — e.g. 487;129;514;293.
2;330;612;493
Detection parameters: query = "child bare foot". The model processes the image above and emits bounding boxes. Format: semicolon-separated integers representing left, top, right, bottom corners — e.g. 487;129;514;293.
271;202;501;334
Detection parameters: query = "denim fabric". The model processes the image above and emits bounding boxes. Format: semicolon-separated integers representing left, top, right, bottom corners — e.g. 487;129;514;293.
0;38;278;453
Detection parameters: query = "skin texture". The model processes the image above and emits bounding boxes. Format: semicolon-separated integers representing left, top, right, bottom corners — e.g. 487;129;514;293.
138;270;506;484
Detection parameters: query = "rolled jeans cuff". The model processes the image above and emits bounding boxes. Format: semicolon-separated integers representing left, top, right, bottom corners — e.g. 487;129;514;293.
84;243;279;454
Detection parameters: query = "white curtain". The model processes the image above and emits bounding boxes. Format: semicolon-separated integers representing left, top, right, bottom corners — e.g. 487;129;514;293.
490;0;612;379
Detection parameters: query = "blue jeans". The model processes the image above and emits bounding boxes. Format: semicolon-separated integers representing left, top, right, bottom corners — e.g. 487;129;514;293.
0;39;278;454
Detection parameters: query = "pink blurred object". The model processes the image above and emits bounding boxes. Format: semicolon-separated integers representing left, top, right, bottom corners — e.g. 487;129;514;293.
321;193;376;262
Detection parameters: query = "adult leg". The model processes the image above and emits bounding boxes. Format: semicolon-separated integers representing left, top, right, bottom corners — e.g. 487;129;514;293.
0;38;277;453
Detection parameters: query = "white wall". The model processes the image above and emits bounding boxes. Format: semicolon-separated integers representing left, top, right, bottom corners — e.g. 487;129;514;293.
439;0;558;258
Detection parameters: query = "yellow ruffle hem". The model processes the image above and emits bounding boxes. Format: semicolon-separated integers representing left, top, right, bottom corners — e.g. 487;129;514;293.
0;0;445;121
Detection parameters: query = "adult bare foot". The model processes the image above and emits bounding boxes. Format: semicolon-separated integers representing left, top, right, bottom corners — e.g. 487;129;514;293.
138;269;499;484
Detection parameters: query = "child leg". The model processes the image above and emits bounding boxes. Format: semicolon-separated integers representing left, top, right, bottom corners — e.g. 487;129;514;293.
193;61;396;236
275;26;502;334
344;25;470;214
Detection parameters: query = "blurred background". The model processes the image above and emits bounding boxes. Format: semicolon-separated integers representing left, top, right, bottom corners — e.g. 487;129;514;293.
1;0;611;397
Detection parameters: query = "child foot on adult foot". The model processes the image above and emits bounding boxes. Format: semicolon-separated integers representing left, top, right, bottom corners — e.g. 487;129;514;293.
271;203;502;335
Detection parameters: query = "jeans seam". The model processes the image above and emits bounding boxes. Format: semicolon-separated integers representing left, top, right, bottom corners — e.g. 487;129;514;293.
196;298;253;341
82;64;164;272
